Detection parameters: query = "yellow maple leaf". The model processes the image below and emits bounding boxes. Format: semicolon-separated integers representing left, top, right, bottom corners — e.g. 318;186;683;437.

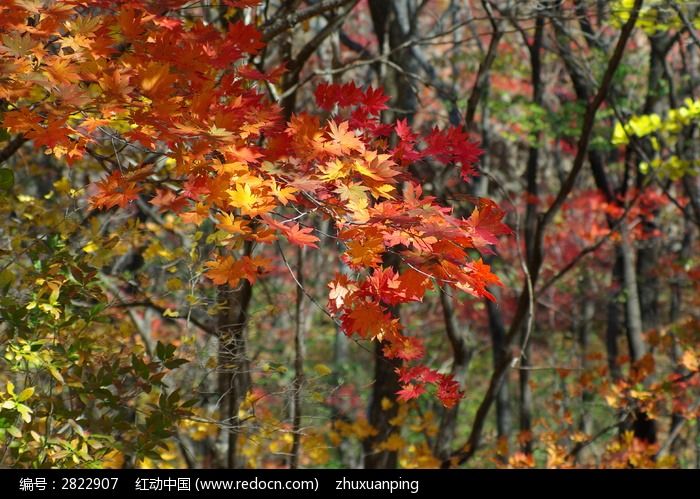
216;212;251;235
320;159;348;181
227;183;256;213
681;350;699;372
270;180;297;205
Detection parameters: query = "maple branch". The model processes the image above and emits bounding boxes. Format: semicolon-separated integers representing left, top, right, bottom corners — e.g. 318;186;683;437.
0;134;27;164
102;274;214;350
566;410;635;461
113;300;217;338
277;16;482;100
289;1;359;74
262;0;357;42
434;287;473;460
279;0;359;112
275;240;339;326
339;30;373;58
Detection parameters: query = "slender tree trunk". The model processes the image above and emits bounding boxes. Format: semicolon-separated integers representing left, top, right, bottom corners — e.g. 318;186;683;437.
217;276;253;469
636;33;671;332
363;0;416;469
607;249;624;382
621;222;646;363
620;220;656;444
518;7;546;456
290;247;306;469
486;295;511;458
363;339;402;469
475;48;511;456
573;273;595;463
434;289;473;461
667;227;693;455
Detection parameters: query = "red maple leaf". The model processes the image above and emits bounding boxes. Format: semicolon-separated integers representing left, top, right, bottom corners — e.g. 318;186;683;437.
466;198;511;247
150;188;188;212
361;86;389;115
456;259;502;301
314;82;364;110
364;267;404;305
397;383;426;403
436;374;463;409
90;171;140;210
395;367;463;407
392;119;422;164
328;274;357;312
396;366;441;384
423;126;482;179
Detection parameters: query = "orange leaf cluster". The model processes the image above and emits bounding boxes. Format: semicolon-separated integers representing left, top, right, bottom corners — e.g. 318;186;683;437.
0;0;507;407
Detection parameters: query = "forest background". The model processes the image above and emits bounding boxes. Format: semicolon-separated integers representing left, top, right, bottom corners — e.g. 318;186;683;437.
1;0;700;470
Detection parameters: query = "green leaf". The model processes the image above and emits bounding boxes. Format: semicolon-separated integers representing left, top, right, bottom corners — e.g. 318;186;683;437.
163;358;188;369
164;343;176;359
156;341;165;360
0;168;14;191
131;354;149;379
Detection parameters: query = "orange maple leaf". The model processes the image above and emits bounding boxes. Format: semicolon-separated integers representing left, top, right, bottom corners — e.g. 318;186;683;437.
204;255;270;287
343;232;384;267
282;223;319;248
345;303;392;340
323;121;365;156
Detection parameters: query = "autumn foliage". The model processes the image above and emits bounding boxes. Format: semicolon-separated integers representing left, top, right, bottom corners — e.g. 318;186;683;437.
2;0;700;471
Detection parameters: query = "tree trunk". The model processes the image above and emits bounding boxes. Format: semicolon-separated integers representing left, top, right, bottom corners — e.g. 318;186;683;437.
486;295;511;458
217;278;253;468
363;0;416;469
517;7;546;455
434;289;473;460
620;220;656;444
363;338;402;469
606;249;624;382
290;247;306;469
574;273;595;463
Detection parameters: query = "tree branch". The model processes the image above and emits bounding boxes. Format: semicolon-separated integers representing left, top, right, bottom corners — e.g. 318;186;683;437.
262;0;357;42
0;134;27;164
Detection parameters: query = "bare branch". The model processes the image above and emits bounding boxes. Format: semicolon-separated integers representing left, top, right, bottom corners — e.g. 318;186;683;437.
262;0;357;42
